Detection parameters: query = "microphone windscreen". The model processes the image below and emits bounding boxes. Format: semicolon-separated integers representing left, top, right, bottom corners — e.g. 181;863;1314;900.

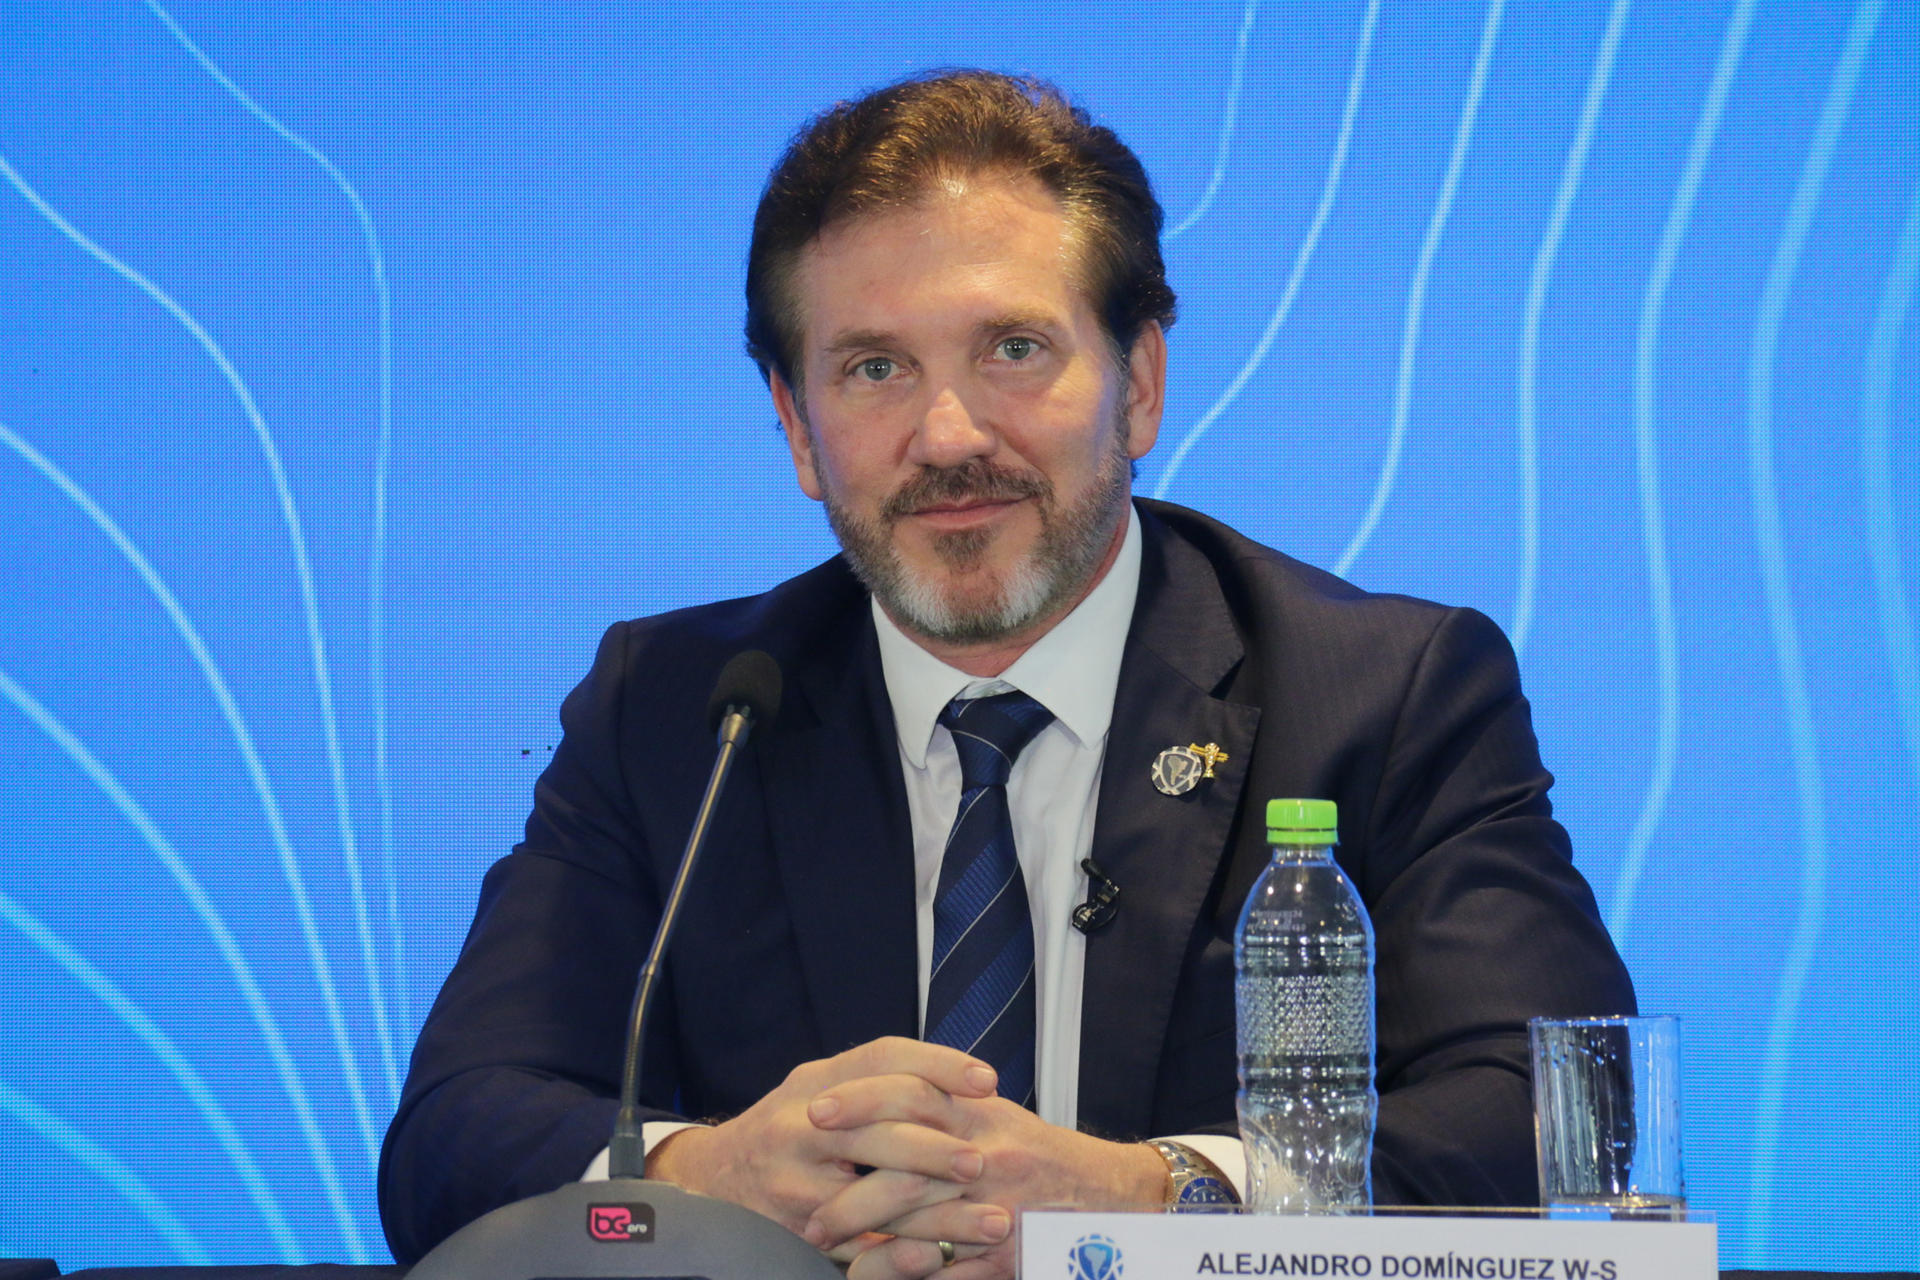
707;649;784;734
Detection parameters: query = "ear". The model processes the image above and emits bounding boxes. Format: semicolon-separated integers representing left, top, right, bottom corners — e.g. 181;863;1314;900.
1122;320;1166;461
770;372;825;501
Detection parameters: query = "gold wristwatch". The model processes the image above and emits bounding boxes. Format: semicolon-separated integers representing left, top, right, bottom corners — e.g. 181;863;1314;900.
1146;1139;1240;1211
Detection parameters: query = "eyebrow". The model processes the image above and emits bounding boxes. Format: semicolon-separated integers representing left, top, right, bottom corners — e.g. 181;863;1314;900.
819;312;1069;356
976;311;1067;338
822;329;899;356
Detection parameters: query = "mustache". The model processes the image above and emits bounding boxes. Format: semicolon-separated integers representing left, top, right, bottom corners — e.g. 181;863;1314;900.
883;460;1052;520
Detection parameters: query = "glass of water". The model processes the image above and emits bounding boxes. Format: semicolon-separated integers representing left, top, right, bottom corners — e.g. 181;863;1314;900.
1529;1015;1686;1220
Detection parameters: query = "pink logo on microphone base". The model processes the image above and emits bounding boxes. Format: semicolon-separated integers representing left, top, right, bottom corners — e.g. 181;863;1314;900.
587;1203;655;1242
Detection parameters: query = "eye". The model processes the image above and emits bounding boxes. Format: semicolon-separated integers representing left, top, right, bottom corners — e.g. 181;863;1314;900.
844;358;894;383
996;336;1037;362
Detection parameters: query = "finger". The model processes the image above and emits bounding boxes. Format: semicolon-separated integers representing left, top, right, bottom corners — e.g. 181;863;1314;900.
941;1260;1006;1280
803;1166;964;1250
810;1071;970;1133
845;1233;998;1280
647;1114;854;1230
868;1199;1013;1252
826;1232;894;1265
832;1036;999;1098
820;1119;984;1183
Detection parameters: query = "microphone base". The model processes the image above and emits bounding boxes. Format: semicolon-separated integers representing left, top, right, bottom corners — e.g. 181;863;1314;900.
406;1178;842;1279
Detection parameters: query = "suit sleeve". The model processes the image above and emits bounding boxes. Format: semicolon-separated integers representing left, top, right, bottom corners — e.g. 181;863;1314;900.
378;621;690;1263
1361;607;1636;1206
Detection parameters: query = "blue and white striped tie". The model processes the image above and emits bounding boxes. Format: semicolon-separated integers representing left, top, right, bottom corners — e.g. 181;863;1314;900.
925;690;1053;1109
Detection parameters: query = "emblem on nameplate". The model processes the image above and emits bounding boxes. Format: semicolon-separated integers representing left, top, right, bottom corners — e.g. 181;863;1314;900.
1069;1233;1123;1280
1151;745;1204;795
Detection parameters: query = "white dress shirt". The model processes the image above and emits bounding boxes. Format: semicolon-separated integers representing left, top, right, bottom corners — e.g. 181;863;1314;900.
591;506;1243;1193
872;506;1143;1126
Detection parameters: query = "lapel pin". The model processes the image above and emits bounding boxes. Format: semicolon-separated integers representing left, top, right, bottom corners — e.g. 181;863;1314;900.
1151;745;1205;796
1190;742;1230;779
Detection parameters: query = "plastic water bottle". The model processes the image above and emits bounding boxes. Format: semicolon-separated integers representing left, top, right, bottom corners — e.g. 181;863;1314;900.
1235;798;1376;1211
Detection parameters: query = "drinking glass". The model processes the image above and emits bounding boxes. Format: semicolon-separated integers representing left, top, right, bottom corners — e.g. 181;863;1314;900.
1530;1015;1685;1219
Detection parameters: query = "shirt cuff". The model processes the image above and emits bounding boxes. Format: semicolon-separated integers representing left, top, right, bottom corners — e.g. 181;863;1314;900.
579;1121;703;1182
1160;1133;1247;1201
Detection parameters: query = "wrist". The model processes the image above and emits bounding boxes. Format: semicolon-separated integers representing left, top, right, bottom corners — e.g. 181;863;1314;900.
1063;1129;1172;1208
1133;1141;1176;1207
645;1124;709;1190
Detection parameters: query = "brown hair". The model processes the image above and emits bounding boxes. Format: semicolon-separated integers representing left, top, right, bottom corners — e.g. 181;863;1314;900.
745;70;1178;389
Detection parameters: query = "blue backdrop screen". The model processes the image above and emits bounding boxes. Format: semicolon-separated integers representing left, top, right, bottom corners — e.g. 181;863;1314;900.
1;0;1915;1270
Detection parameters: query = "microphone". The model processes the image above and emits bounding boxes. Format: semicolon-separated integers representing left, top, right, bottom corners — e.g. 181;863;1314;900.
609;648;783;1178
706;647;783;743
409;651;838;1280
1071;857;1120;934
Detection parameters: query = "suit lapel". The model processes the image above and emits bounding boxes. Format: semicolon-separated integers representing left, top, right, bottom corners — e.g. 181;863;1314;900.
1078;511;1261;1135
758;613;922;1056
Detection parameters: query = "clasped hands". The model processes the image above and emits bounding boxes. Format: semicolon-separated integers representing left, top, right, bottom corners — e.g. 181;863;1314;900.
646;1036;1168;1280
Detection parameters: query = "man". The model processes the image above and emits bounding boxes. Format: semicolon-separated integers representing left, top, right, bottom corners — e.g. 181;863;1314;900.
380;71;1634;1278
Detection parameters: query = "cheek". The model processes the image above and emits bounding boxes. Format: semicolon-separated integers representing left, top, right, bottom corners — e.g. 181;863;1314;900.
1028;381;1125;471
805;421;900;503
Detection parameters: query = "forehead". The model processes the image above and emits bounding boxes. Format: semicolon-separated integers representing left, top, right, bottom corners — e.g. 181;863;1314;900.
789;176;1097;345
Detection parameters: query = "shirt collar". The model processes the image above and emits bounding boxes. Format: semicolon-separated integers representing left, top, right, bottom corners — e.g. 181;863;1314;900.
874;504;1142;768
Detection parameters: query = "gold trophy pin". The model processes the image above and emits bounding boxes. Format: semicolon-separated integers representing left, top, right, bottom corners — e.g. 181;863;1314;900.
1151;742;1229;796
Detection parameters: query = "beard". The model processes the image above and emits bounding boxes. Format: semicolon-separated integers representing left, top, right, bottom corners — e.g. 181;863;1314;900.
817;422;1133;647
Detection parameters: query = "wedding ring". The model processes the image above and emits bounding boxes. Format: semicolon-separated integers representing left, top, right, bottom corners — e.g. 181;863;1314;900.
937;1239;957;1268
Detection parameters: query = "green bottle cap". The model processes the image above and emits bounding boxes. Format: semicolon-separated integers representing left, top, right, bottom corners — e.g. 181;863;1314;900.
1266;797;1338;845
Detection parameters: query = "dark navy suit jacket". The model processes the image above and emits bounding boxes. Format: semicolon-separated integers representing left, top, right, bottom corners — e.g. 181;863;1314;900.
378;500;1635;1262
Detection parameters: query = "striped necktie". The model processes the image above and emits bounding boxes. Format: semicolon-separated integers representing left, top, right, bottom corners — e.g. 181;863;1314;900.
924;690;1053;1109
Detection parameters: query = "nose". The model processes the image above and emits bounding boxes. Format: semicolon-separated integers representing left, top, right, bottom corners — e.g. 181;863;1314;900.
908;384;995;468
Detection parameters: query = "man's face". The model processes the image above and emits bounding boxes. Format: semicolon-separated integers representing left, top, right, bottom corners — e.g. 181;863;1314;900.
770;175;1164;652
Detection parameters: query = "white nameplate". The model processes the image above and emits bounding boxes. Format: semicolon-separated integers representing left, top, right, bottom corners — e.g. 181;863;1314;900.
1019;1209;1716;1280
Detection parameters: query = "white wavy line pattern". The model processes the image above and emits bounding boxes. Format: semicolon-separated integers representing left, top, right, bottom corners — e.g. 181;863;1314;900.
1165;0;1260;240
1742;0;1883;1260
1153;0;1380;497
1511;0;1631;657
142;0;408;1078
0;886;304;1263
144;0;410;1074
1862;181;1920;789
0;1080;213;1266
0;660;372;1262
1611;0;1760;950
0;151;385;1175
1335;0;1506;579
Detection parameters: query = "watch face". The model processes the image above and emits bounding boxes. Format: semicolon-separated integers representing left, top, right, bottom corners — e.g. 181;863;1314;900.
1176;1176;1237;1210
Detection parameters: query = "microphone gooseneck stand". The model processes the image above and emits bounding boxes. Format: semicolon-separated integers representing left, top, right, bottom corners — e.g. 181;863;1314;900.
408;651;839;1279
